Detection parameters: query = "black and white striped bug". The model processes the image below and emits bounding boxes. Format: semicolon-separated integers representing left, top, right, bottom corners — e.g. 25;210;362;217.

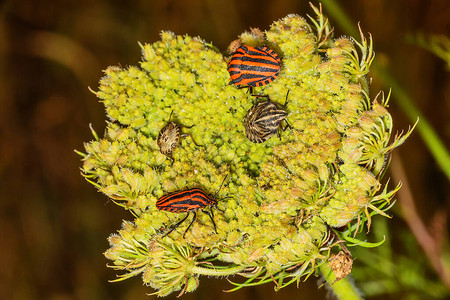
243;91;291;143
157;111;200;162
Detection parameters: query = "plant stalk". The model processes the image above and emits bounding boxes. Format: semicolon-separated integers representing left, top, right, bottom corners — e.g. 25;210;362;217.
190;264;247;277
320;263;363;300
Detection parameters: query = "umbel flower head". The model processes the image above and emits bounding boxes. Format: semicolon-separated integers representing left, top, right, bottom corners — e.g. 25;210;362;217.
79;4;416;297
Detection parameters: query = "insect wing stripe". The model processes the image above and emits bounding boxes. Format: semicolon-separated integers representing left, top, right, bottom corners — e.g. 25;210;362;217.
229;68;278;77
190;192;214;205
244;46;280;60
156;188;214;210
228;59;279;72
255;111;287;126
228;56;280;68
260;46;277;55
166;193;211;208
227;45;281;87
229;58;279;67
234;57;280;67
156;190;190;208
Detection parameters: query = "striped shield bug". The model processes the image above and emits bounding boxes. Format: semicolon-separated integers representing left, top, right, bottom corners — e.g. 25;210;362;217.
227;45;281;89
156;175;228;238
157;110;200;162
244;91;291;143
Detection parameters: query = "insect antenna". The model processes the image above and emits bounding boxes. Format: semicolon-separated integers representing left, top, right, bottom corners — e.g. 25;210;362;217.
280;90;292;133
212;174;231;214
283;90;290;107
213;174;229;198
167;109;174;122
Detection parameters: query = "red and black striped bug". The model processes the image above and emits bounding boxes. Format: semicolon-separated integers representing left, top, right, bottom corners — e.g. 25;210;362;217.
156;175;228;238
157;110;200;163
227;45;281;89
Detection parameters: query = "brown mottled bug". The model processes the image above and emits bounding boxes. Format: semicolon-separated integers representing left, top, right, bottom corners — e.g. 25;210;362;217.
157;110;200;162
156;175;228;238
244;91;291;143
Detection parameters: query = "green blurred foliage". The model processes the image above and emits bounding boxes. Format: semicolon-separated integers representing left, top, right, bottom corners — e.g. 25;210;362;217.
352;218;449;300
0;0;448;299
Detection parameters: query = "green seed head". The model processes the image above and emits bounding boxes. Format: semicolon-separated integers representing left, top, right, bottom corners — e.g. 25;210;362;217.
80;5;415;297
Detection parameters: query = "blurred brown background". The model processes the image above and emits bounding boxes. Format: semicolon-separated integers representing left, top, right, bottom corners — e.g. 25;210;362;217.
0;0;449;299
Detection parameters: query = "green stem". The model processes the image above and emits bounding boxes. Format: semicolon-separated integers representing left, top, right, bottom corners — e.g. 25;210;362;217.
320;263;363;300
321;0;450;181
360;76;370;95
190;264;246;277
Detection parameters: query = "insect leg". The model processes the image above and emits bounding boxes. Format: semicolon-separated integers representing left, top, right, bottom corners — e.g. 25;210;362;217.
180;133;201;147
163;153;175;165
162;212;190;237
183;211;197;238
281;119;292;131
237;85;265;99
277;119;292;140
251;93;270;101
203;209;218;234
237;85;252;93
214;203;225;214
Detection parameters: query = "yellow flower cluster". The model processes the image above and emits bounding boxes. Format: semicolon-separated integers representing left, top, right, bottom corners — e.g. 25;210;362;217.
81;9;414;297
